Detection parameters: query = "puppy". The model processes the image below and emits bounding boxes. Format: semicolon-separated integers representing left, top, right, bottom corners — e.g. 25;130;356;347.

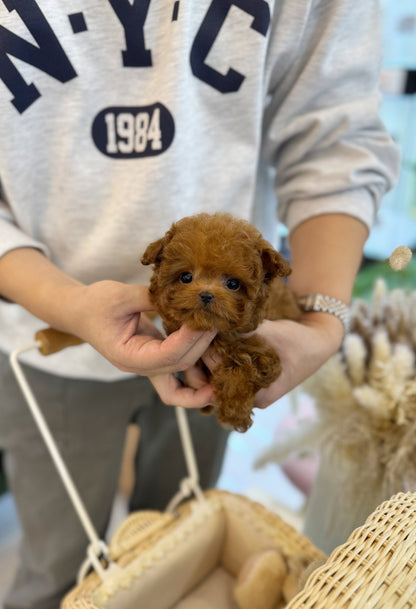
141;212;301;432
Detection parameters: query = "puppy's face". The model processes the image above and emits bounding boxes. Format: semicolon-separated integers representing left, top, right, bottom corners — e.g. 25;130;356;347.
142;213;291;333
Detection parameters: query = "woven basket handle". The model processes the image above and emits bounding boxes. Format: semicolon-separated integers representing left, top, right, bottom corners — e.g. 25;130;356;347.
35;328;84;355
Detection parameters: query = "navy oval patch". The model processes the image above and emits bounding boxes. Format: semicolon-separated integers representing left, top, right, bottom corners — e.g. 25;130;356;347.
92;103;175;158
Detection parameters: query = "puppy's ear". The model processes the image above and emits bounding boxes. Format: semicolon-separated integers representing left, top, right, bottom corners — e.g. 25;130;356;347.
141;237;166;266
141;225;177;266
261;246;292;282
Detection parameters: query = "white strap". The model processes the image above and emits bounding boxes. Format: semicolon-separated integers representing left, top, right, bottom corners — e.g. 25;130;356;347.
9;340;205;579
165;407;205;513
9;342;117;582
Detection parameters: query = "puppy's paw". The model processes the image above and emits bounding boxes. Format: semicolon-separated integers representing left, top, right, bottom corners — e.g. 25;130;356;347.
218;411;253;433
215;397;254;432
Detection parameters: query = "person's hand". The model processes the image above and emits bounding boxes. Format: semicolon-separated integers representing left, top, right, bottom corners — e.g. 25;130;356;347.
202;313;344;409
68;280;217;407
149;364;214;409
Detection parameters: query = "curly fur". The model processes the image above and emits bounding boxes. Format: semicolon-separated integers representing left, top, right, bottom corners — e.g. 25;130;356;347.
142;213;300;432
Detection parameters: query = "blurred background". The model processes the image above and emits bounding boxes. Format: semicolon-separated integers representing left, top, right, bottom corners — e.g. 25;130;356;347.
358;0;416;295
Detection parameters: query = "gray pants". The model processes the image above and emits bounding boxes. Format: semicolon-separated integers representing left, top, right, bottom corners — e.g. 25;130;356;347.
0;354;229;609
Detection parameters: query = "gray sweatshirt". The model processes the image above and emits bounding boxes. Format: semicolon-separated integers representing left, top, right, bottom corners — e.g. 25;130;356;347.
0;0;399;379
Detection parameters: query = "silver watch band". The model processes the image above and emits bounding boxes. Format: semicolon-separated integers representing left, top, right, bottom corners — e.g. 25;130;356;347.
297;293;350;334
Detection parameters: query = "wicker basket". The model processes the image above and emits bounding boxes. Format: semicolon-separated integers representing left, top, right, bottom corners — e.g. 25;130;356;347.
62;489;416;609
62;489;324;609
286;491;416;608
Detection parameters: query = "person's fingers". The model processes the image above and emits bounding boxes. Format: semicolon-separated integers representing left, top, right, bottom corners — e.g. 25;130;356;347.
201;345;222;373
150;373;215;408
122;325;216;375
184;363;211;390
137;312;165;340
159;325;217;369
123;284;155;311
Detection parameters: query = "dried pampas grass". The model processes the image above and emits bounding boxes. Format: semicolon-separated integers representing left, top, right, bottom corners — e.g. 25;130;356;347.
304;279;416;495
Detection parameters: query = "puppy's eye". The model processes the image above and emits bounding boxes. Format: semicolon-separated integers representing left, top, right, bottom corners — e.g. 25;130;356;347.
226;278;240;291
180;272;193;284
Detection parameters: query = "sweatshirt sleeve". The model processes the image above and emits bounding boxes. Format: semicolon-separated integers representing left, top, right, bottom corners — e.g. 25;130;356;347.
263;0;400;233
0;194;50;260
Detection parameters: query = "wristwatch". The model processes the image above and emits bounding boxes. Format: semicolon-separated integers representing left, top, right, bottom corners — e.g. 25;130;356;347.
297;293;350;334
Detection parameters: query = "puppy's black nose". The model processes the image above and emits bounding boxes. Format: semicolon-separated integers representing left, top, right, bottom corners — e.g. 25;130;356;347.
199;292;214;305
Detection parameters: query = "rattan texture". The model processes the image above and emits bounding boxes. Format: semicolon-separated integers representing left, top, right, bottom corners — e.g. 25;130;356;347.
286;492;416;608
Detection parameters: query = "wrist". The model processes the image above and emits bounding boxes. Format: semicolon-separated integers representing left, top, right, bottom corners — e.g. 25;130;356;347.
299;310;345;353
40;281;86;336
297;293;350;335
59;281;110;341
0;247;86;333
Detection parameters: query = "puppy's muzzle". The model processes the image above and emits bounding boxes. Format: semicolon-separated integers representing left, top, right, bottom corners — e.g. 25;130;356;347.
199;292;214;305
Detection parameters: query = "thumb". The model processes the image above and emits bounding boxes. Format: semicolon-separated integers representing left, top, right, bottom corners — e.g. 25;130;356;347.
124;284;155;312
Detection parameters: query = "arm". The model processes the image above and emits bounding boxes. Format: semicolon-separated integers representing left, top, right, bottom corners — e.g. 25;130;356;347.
251;213;367;407
244;0;399;406
0;247;216;408
288;213;368;314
